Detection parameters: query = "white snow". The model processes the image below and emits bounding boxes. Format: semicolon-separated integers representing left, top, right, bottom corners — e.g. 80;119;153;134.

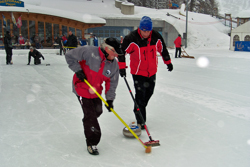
1;0;250;166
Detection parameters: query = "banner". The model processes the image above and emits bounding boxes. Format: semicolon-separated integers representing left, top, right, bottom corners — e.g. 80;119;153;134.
11;12;17;26
2;14;7;27
0;0;24;7
235;41;250;52
16;16;22;28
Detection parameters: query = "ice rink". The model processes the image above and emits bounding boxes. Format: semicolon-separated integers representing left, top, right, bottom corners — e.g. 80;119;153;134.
0;48;250;167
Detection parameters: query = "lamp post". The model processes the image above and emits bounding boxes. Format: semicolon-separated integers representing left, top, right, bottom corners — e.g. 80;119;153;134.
185;0;188;48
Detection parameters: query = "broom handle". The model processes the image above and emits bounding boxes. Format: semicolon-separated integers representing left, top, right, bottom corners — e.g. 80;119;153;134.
123;77;154;141
84;79;147;149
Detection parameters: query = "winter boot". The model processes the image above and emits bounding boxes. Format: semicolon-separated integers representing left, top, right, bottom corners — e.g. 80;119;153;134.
87;145;99;155
138;123;145;130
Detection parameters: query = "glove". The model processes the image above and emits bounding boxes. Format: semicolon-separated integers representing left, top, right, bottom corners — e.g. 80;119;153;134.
119;69;126;77
75;70;87;81
42;57;45;60
27;63;30;65
167;63;173;72
106;100;113;112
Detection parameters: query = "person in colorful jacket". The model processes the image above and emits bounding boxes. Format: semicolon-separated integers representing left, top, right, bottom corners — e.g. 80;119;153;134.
118;16;173;129
65;37;123;155
174;34;182;58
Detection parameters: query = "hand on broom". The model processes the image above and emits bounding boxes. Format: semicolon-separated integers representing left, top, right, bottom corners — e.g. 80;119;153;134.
105;100;114;112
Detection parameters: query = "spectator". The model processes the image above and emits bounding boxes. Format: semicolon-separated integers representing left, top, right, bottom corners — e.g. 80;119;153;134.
24;39;31;49
55;36;63;55
18;34;25;49
34;34;41;49
27;47;45;65
174;34;182;58
93;35;98;46
4;31;13;65
79;37;87;46
65;30;77;50
120;36;124;43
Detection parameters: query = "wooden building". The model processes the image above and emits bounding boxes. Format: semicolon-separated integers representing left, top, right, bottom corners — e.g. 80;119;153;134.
0;1;105;46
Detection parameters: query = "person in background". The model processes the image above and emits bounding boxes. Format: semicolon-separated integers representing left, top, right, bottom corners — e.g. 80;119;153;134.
27;46;45;65
24;39;31;49
65;37;123;155
65;30;77;50
93;35;98;46
62;34;67;45
34;33;41;49
79;37;87;46
18;34;25;49
58;35;63;55
120;36;123;43
118;16;173;129
4;31;13;65
174;34;182;58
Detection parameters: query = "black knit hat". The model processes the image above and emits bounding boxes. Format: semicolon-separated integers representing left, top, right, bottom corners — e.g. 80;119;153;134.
105;37;124;55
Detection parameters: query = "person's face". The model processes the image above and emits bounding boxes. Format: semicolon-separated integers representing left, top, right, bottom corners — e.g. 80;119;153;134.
105;46;118;60
140;30;151;39
30;49;33;52
69;31;72;35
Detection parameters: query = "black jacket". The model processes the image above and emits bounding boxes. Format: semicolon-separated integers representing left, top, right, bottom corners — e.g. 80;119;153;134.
28;49;44;64
4;33;12;50
65;34;77;48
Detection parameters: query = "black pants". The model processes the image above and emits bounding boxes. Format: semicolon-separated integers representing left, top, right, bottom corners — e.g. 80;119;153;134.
5;48;13;64
59;46;63;55
77;96;103;146
175;47;181;58
132;74;156;124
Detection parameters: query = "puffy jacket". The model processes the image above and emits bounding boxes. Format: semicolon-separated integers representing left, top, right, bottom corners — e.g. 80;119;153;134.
174;36;182;48
119;28;171;77
65;34;78;48
65;45;119;100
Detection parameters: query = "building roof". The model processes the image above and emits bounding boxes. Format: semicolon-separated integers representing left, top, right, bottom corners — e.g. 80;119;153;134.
1;4;106;24
232;21;250;33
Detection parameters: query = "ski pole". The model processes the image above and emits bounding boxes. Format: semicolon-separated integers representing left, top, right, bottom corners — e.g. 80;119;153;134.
123;76;160;146
84;79;151;153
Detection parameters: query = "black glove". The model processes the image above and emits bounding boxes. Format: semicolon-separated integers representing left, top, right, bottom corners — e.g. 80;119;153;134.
106;100;113;112
119;69;126;77
167;63;173;72
42;57;45;60
75;70;87;81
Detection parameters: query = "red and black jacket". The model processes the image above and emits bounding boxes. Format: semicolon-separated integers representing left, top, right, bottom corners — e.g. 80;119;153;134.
119;28;171;77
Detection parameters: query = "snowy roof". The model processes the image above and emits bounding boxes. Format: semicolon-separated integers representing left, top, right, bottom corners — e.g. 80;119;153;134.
232;21;250;33
0;4;106;24
236;10;250;18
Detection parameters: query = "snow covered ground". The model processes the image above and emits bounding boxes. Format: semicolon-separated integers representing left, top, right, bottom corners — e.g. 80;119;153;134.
0;47;250;167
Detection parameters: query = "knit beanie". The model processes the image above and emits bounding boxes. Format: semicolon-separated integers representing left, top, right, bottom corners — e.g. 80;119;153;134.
139;16;153;31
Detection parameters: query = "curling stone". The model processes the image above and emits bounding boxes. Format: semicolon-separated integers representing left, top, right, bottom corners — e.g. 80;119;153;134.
123;122;141;138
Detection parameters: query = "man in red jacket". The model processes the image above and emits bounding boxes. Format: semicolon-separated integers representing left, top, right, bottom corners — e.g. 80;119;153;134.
119;16;173;129
174;34;182;58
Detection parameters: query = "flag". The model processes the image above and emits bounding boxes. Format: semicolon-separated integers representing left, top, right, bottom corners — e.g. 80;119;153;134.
11;12;17;26
2;14;7;28
16;16;22;28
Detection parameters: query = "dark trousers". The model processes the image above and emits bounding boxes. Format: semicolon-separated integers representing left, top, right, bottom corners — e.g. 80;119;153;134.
35;43;40;49
59;46;63;55
132;74;156;124
175;47;181;58
5;48;13;64
77;96;103;146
